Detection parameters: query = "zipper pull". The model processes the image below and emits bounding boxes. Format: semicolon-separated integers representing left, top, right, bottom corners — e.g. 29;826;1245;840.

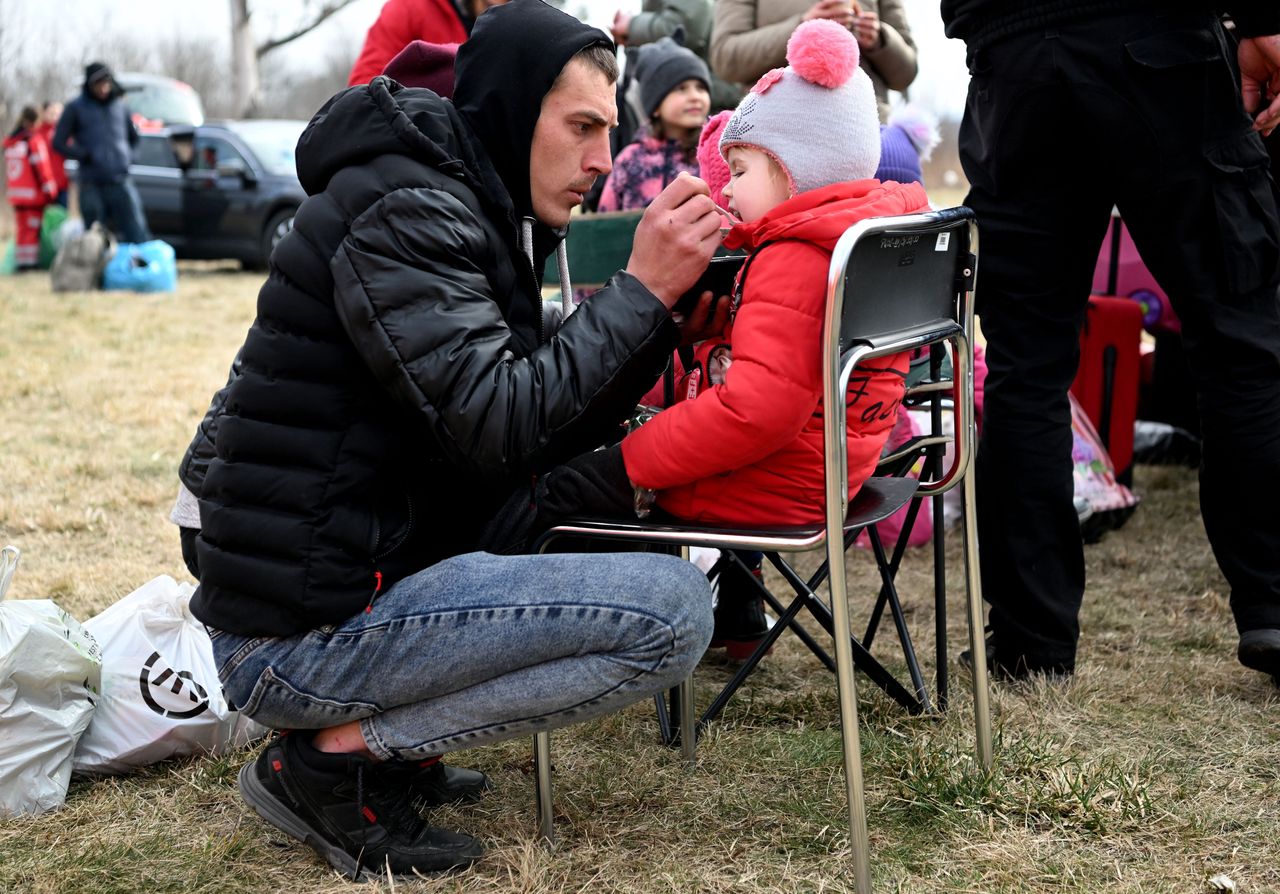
365;571;383;614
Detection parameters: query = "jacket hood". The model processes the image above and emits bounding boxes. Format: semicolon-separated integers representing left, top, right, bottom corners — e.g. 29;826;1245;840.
724;179;931;253
453;0;613;224
81;62;123;102
295;76;513;222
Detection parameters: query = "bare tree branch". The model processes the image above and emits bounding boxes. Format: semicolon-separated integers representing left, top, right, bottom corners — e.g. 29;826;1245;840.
256;0;358;58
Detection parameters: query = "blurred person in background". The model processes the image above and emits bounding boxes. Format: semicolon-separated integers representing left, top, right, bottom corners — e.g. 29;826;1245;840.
53;62;151;244
35;101;68;208
710;0;916;122
610;0;742;111
347;0;508;85
4;105;58;270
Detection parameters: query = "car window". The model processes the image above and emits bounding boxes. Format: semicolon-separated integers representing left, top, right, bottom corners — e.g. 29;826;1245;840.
134;135;179;169
225;121;305;178
193;136;248;172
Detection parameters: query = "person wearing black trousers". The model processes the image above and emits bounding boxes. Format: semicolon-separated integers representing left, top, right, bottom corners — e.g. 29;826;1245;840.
942;2;1280;683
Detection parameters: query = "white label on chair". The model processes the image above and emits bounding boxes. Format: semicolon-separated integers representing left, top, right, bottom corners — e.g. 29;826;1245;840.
935;233;950;252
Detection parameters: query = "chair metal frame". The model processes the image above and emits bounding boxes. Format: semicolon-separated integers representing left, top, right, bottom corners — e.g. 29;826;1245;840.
531;208;992;894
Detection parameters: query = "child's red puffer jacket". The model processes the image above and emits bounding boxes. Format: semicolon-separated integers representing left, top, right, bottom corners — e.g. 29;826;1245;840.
622;178;930;525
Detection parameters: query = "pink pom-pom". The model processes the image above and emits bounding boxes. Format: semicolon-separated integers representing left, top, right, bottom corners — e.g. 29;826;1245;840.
786;19;859;88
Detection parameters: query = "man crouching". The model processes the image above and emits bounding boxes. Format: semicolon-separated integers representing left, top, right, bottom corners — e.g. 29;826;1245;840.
182;0;726;878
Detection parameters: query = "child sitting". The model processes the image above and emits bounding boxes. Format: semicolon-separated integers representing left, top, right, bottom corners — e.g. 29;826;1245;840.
620;20;928;526
532;22;930;657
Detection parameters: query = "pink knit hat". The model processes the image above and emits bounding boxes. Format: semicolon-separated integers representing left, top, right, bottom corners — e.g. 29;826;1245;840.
719;20;879;193
697;110;734;211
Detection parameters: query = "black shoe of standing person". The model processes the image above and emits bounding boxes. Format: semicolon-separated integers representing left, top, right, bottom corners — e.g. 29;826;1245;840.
237;733;483;880
1237;628;1280;687
708;556;771;662
958;635;1075;682
376;757;492;811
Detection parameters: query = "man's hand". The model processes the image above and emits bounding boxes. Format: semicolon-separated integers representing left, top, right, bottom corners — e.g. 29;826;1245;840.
803;0;854;27
673;291;732;345
611;10;632;45
1240;34;1280;136
626;172;722;309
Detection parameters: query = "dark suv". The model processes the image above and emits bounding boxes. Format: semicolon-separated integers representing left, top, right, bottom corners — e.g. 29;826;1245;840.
130;120;308;269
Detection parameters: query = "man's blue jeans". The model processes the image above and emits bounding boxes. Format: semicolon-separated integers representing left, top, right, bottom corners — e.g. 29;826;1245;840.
209;551;713;760
79;179;151;244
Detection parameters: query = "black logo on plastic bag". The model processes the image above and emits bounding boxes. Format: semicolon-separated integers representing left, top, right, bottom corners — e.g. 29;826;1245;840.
138;651;210;719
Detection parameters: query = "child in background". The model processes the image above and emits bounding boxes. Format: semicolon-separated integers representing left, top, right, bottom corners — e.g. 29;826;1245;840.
597;36;711;214
4;106;58;270
875;103;940;188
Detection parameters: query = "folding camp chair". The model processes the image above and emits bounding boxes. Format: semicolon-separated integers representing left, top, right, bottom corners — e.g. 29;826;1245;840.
532;207;992;894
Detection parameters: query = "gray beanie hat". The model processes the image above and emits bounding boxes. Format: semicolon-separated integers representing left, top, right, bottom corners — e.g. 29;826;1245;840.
632;34;711;120
719;20;880;194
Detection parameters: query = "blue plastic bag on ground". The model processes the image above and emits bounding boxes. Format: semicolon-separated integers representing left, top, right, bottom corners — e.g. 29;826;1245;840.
102;240;177;293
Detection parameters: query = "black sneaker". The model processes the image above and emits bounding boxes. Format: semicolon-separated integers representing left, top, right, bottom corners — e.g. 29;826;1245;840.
708;556;771;662
238;733;483;879
1238;628;1280;687
958;636;1074;682
377;758;492;811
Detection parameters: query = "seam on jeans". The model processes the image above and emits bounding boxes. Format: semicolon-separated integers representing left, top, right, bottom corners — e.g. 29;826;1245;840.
217;635;272;681
360;717;395;762
325;600;683;641
241;664;381;720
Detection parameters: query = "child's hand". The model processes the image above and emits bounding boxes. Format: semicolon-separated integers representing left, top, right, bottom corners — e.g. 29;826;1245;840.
673;291;732;345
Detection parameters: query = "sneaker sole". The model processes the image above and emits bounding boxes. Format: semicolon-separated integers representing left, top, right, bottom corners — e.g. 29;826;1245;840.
237;763;481;880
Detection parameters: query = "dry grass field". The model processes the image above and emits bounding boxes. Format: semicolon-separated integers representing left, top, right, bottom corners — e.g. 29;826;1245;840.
1;265;1277;894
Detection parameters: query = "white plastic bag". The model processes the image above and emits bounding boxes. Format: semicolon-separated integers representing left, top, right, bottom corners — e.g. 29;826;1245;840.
73;575;266;775
0;546;103;815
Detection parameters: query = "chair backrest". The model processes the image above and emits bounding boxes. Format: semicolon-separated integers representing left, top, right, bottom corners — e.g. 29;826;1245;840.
834;206;976;358
821;207;979;517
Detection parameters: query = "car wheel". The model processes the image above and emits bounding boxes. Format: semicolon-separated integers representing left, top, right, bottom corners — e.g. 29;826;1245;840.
258;208;296;268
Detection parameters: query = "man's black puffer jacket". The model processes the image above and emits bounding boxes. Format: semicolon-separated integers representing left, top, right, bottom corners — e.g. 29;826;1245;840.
191;76;678;637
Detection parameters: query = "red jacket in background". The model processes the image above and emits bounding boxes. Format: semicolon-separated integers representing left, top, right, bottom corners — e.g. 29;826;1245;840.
348;0;468;86
621;179;931;526
4;127;57;207
32;122;68;196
